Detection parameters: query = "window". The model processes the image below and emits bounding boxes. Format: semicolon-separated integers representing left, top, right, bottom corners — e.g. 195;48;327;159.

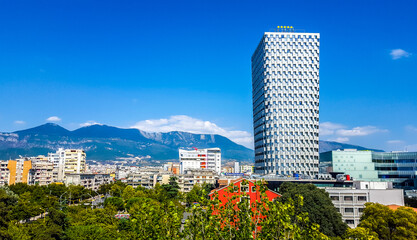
358;196;367;201
345;208;354;213
241;184;249;192
358;208;364;213
345;220;355;225
251;186;257;193
344;196;353;201
330;196;339;201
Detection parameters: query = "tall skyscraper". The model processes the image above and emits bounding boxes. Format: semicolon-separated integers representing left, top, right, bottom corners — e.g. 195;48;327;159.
251;26;320;177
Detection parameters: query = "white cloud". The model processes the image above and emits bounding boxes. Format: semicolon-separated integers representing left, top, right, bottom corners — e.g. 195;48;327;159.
320;122;388;143
336;126;388;137
14;120;25;125
387;140;404;144
390;49;411;60
405;125;417;133
320;122;346;136
80;121;102;127
46;116;61;122
329;137;349;143
131;115;253;148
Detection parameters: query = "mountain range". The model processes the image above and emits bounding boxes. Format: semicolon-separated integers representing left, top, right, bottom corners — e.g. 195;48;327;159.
0;123;382;163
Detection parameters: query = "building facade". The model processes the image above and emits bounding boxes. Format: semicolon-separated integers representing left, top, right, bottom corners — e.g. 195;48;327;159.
209;178;280;207
179;148;221;175
251;27;320;176
321;149;417;188
179;169;218;192
324;181;404;228
0;161;9;185
65;173;113;191
320;149;379;181
7;158;33;185
31;155;54;185
48;148;86;181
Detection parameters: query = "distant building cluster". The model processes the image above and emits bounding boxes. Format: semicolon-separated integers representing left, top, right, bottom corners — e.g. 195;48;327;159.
0;148;113;189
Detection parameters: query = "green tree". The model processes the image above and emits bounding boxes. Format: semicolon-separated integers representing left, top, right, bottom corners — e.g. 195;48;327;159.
183;180;328;239
0;186;19;239
65;206;119;239
357;203;417;240
278;182;347;237
161;176;180;200
104;197;124;211
122;185;136;201
186;183;215;206
344;227;379;240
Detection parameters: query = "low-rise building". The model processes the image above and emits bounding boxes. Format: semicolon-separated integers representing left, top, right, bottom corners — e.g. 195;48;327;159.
209;178;280;207
65;173;113;191
122;167;172;189
323;181;404;228
178;169;218;192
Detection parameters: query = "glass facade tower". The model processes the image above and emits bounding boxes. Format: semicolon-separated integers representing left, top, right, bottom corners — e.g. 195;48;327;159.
251;28;320;176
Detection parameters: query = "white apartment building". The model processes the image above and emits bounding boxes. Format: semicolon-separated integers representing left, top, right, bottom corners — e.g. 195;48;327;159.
234;162;240;173
241;165;254;174
48;148;86;181
65;173;113;191
31;155;54;185
179;148;221;175
178;169;218;192
252;26;320;176
0;161;9;185
324;181;404;228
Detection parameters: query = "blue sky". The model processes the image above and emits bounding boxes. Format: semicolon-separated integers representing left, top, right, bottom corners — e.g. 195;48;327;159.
0;0;416;150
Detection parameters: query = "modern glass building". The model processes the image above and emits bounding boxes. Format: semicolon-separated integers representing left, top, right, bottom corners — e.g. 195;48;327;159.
320;149;417;189
251;27;320;176
373;152;417;188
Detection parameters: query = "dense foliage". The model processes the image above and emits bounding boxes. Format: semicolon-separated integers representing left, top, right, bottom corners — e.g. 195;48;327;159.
4;180;417;239
278;182;348;237
344;202;417;240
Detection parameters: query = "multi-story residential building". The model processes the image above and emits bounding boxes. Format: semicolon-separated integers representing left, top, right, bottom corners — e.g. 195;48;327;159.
221;166;234;174
163;162;180;174
48;149;65;181
0;161;10;185
122;167;172;189
179;148;221;175
48;148;86;181
7;158;33;185
323;181;404;228
320;149;417;188
178;169;218;192
241;165;255;174
251;26;320;176
31;155;54;185
63;149;86;175
234;162;240;173
65;173;113;191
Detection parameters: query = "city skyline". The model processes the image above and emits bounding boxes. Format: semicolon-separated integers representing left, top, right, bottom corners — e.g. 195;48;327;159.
0;0;416;151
